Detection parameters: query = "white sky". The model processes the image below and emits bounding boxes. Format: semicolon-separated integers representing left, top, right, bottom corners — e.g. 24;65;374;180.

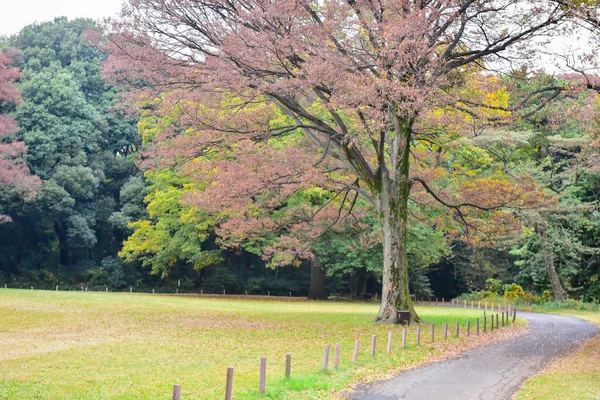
0;0;125;37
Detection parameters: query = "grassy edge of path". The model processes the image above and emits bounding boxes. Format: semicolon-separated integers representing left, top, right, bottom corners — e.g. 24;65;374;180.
514;311;600;400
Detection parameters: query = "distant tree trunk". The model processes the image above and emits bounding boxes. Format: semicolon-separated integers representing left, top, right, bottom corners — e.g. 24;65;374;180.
539;229;568;301
308;260;327;300
54;222;70;266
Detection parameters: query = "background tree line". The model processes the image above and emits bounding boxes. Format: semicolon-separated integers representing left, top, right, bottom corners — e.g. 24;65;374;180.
0;17;599;305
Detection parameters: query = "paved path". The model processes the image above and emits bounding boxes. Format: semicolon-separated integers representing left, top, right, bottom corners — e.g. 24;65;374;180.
350;312;599;400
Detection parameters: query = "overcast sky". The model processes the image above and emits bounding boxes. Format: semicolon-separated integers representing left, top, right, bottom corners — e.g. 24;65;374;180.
0;0;124;37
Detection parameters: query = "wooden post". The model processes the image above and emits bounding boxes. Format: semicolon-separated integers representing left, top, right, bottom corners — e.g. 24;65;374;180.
496;314;499;329
225;366;234;400
443;322;448;340
491;302;494;312
289;291;292;297
130;287;132;293
285;353;291;378
371;335;377;357
4;284;6;289
416;325;421;346
105;287;108;292
223;289;225;295
353;339;359;362
471;300;474;309
442;298;445;305
200;289;203;295
513;308;517;323
323;344;330;370
502;312;505;327
387;331;393;353
259;357;266;393
467;320;471;336
56;285;59;291
476;318;480;335
455;322;459;338
334;343;340;368
478;300;481;309
31;286;33;290
268;290;270;297
176;288;179;294
152;288;155;294
483;316;487;333
430;324;435;343
402;328;407;349
464;299;467;308
485;302;488;311
172;384;181;400
490;314;494;331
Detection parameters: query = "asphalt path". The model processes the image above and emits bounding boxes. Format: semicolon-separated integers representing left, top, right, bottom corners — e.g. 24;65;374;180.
350;311;599;400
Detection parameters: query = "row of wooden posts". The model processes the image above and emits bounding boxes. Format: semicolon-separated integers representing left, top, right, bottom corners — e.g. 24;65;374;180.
171;307;517;400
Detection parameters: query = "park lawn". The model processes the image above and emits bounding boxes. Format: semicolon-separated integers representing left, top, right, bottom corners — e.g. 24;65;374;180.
0;289;513;399
515;311;600;400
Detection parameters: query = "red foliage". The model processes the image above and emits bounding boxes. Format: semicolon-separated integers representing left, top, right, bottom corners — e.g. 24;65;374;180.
0;50;40;222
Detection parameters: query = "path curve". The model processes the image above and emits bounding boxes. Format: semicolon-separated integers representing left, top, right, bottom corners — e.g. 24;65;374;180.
350;312;599;400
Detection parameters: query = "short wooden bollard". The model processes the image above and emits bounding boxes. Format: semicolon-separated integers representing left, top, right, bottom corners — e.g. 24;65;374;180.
289;291;292;297
267;290;270;296
496;314;499;329
371;335;377;357
476;318;480;335
387;331;393;353
172;384;181;400
56;285;59;291
483;316;487;333
130;287;132;293
455;322;460;338
416;325;421;346
443;322;448;340
259;357;266;393
225;366;234;400
323;344;330;369
353;339;359;362
502;312;505;327
334;343;340;368
200;289;203;295
430;324;435;343
105;287;108;292
402;328;407;349
285;353;291;378
152;288;155;294
491;315;494;330
223;289;225;295
513;308;517;323
467;320;471;336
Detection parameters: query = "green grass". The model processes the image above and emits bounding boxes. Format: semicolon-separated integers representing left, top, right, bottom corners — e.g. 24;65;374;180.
0;289;512;399
515;311;600;400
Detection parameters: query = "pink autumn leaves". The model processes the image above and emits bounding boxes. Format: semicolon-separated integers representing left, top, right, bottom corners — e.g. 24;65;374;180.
0;49;40;222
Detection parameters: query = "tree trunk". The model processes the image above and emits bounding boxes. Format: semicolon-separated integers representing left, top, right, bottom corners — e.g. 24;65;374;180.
54;222;70;266
374;182;417;323
308;260;327;300
539;230;568;301
372;116;418;324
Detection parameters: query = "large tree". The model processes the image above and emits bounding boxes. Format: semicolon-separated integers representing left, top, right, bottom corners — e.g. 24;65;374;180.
102;0;591;322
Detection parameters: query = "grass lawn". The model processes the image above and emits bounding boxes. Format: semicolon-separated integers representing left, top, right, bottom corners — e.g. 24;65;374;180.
515;311;600;400
0;289;515;399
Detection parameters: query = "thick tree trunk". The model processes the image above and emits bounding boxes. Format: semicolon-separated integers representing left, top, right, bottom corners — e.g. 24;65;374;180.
372;116;418;324
308;259;327;300
539;230;568;301
374;181;418;323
